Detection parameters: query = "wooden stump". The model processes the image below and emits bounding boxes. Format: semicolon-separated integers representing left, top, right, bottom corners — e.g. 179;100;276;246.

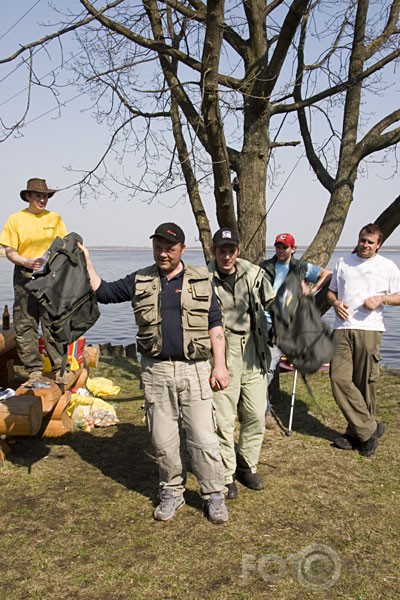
111;345;124;357
0;395;43;436
15;378;62;415
84;345;100;368
125;343;137;359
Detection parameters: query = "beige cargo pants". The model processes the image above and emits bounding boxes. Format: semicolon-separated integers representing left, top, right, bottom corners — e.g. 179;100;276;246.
141;356;225;497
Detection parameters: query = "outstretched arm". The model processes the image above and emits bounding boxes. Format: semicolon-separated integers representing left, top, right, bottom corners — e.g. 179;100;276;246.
312;267;332;295
77;242;101;291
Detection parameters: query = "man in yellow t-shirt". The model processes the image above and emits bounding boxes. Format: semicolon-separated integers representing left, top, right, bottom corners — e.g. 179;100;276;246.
0;178;67;380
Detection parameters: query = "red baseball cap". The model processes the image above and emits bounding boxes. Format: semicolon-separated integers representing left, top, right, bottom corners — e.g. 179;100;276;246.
274;233;295;247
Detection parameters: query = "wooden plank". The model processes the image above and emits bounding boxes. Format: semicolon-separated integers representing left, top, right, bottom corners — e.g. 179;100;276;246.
51;391;71;420
74;367;89;390
39;402;74;438
40;417;73;438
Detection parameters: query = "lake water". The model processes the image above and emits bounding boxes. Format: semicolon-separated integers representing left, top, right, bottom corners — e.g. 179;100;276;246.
1;247;400;369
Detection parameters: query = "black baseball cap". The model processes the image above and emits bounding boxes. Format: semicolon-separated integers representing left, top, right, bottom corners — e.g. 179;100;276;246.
212;228;240;248
150;222;185;244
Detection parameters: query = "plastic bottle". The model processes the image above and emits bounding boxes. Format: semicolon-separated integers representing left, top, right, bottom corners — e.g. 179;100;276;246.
2;305;10;330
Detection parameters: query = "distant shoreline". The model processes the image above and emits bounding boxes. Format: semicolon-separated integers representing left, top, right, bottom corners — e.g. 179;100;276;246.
83;245;400;252
2;245;400;256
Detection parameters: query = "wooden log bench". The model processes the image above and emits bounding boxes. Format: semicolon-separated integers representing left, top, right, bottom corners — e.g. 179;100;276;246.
0;367;90;440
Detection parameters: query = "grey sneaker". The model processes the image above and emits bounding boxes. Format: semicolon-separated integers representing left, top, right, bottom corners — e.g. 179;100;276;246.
203;492;229;524
153;489;185;521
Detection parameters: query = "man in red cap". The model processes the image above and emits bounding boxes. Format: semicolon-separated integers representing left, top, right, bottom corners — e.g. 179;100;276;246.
0;178;67;382
260;232;331;422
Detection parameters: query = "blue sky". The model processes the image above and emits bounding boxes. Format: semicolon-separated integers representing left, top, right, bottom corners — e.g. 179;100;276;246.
0;1;399;249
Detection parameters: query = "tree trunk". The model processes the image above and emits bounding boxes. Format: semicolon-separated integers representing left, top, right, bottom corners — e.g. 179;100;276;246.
236;113;271;263
302;179;355;267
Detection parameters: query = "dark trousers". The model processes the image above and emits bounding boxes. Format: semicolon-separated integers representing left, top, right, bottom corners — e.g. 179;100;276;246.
13;267;65;373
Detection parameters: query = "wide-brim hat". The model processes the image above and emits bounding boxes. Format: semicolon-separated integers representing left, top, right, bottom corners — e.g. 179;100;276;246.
20;178;57;202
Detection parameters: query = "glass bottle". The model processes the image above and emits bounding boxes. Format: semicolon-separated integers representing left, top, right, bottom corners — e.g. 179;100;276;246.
2;305;10;330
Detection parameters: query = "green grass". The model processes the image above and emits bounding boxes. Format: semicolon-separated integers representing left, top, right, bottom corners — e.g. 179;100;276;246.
1;357;399;599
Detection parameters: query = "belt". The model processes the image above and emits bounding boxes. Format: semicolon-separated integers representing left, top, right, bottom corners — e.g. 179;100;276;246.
143;354;188;362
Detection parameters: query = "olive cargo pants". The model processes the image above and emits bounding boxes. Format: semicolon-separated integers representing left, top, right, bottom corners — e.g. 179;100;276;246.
330;329;382;442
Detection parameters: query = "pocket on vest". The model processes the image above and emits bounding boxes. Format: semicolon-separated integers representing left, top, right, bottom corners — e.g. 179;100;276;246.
187;336;212;360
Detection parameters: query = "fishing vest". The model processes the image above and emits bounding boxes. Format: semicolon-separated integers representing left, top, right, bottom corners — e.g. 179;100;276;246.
260;255;308;286
208;258;274;373
133;263;213;360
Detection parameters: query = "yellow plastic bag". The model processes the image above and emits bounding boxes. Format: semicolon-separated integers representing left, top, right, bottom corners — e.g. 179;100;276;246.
91;397;117;416
67;393;94;419
86;377;121;398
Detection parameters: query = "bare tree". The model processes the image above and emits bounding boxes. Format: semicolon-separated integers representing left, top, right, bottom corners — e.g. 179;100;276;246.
0;0;399;263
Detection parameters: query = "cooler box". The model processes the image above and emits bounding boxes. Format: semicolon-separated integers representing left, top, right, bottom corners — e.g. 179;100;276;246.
39;336;85;372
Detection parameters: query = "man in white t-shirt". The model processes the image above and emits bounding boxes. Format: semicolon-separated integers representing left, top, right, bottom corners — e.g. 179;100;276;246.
327;223;400;457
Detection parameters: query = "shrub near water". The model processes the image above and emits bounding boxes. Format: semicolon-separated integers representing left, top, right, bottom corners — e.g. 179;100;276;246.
1;358;399;599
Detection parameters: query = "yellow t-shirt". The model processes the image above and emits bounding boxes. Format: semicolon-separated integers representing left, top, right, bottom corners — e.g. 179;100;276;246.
0;209;67;258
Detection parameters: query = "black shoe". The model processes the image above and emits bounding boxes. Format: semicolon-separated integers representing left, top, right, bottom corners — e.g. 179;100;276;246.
360;422;385;457
360;435;378;457
236;470;264;490
224;482;238;500
333;433;359;451
236;453;264;490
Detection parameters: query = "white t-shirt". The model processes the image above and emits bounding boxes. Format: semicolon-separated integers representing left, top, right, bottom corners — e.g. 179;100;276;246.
329;252;400;331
